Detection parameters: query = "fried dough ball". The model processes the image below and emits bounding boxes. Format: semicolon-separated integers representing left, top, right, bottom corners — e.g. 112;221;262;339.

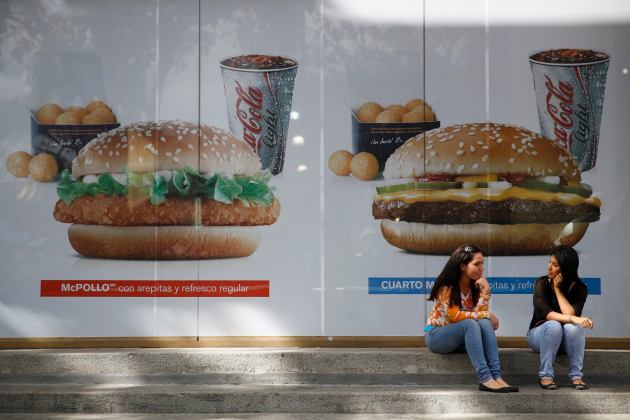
410;104;436;122
403;110;437;123
357;102;383;123
82;113;105;125
385;104;407;115
375;110;402;123
83;111;117;125
401;111;423;123
92;106;117;123
328;149;353;176
350;151;379;180
36;103;63;124
29;153;58;182
6;151;32;177
404;98;427;111
85;99;111;113
54;112;81;125
65;106;88;120
412;102;433;112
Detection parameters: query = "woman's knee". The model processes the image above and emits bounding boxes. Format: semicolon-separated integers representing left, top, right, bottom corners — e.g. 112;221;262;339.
478;317;494;331
563;323;585;338
461;319;480;331
545;320;563;333
543;320;563;340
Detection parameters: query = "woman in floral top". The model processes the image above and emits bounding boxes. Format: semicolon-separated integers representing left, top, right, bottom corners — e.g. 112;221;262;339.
424;244;517;393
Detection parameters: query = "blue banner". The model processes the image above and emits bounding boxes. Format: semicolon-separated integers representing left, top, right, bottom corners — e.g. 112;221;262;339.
368;277;601;295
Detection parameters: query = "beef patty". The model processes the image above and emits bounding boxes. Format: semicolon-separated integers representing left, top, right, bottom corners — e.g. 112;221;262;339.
372;198;600;225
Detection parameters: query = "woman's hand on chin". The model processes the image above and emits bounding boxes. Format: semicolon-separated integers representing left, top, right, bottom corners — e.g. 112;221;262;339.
552;273;564;289
475;277;491;294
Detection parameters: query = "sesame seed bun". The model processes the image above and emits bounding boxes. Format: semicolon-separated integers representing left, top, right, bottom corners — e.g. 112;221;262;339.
383;123;580;181
68;224;261;259
72;121;261;177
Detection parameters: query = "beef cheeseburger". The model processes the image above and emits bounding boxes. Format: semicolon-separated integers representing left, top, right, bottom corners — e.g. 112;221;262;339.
373;123;601;255
53;121;280;259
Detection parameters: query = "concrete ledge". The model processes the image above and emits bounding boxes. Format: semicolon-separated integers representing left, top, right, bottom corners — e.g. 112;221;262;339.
1;336;629;349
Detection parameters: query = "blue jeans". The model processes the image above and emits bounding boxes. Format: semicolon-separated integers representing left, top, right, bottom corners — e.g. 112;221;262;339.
425;318;502;383
527;320;585;380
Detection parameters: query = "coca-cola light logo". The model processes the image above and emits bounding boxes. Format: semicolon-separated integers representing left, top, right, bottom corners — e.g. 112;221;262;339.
235;80;263;155
544;74;590;150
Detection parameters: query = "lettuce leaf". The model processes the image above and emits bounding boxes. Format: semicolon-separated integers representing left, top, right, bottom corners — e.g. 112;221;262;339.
97;173;126;196
171;170;191;196
57;169;126;205
235;172;274;206
214;175;243;204
149;174;168;205
56;168;274;206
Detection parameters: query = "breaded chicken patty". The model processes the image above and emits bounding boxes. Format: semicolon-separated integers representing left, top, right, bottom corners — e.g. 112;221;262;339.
54;195;280;226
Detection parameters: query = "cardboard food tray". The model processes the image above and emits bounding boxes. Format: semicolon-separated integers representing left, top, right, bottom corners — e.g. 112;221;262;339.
31;111;120;170
351;112;440;171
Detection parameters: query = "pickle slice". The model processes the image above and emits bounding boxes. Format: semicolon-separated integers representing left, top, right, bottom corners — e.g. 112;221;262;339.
519;180;593;197
411;181;462;190
560;183;593;198
376;181;462;194
375;182;415;194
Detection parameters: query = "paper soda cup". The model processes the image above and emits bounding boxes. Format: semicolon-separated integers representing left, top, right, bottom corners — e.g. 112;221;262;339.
221;55;298;175
530;48;609;171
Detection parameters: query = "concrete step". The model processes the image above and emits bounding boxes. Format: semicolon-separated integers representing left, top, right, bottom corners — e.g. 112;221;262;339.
0;372;627;386
1;348;628;379
4;415;630;420
1;348;629;415
0;384;629;414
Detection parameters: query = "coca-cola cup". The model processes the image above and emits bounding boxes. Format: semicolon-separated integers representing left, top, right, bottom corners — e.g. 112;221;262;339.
529;48;610;171
220;54;298;175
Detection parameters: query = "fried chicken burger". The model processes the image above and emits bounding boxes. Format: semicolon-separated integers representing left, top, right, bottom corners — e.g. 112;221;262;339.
53;120;280;259
372;123;601;255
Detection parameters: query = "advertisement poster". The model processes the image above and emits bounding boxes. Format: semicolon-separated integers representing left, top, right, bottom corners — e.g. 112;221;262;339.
0;0;629;339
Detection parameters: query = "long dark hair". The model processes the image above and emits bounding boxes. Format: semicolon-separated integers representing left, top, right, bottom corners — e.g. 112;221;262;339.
428;244;482;308
552;245;582;294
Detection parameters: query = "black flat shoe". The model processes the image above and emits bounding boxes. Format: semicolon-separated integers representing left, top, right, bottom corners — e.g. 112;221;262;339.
573;381;588;390
539;379;558;390
499;378;519;392
479;383;511;393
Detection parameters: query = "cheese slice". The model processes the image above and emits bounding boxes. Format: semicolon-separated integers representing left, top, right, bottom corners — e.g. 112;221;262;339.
374;187;601;207
455;174;498;182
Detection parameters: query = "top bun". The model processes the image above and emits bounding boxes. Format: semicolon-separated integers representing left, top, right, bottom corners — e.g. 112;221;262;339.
72;121;261;177
383;123;581;182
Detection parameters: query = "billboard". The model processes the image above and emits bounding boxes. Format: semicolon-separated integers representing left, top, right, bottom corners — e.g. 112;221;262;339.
0;0;628;339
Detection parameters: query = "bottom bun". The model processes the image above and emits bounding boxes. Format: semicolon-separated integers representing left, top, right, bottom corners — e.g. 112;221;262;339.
381;220;589;255
68;225;261;259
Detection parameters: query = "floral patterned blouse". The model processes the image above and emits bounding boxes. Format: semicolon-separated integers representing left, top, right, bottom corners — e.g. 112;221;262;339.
426;286;490;327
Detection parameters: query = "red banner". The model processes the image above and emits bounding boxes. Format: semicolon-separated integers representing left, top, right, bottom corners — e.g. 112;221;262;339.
41;280;269;297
